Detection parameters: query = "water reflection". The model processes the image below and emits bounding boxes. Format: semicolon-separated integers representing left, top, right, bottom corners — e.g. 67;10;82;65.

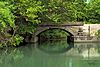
74;43;100;58
38;40;74;53
0;48;24;67
0;42;100;67
0;44;33;67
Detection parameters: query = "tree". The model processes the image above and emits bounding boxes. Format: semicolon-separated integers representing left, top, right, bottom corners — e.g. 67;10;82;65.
13;0;46;24
0;1;23;47
39;0;75;23
10;0;47;34
0;2;15;31
84;0;100;23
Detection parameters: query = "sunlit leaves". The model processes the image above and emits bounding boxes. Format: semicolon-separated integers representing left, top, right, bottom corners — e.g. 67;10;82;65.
9;34;24;46
83;0;100;23
0;1;24;47
15;0;46;24
95;30;100;37
43;0;70;23
0;2;15;31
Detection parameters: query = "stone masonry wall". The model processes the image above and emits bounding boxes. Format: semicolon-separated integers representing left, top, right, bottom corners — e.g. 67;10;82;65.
79;24;100;36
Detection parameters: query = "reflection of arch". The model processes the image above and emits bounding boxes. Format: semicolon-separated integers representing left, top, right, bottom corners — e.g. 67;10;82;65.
37;42;74;54
33;27;75;42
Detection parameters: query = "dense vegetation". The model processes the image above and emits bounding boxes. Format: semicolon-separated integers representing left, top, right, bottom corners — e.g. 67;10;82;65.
95;30;100;37
39;29;69;39
0;0;100;47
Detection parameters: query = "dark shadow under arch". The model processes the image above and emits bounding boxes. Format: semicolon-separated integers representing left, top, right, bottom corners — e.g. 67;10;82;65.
37;28;74;43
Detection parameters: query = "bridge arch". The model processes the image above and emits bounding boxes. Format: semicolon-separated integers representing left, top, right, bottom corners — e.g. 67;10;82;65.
33;27;75;42
37;28;74;36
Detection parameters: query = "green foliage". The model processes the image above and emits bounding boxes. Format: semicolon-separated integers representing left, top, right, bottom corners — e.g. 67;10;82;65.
8;34;24;46
17;23;36;34
38;0;87;23
11;0;47;35
40;0;74;23
67;0;87;22
95;30;100;37
0;34;24;47
45;0;67;23
38;0;100;23
83;0;100;23
0;2;15;31
0;1;23;47
40;0;100;23
14;0;46;24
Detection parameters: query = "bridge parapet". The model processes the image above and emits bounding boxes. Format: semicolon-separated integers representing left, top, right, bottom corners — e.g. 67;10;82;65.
38;22;84;27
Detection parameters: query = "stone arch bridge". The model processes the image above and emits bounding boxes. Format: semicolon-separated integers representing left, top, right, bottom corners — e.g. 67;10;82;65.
31;22;84;42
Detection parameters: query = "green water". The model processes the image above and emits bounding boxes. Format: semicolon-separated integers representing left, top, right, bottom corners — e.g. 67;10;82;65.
0;41;100;67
